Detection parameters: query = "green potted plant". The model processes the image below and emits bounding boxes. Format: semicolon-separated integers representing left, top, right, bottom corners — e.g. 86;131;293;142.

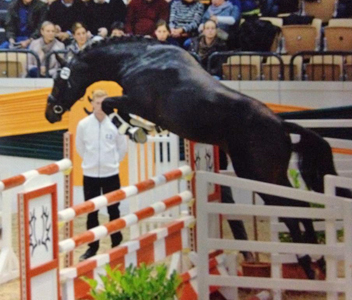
84;263;181;300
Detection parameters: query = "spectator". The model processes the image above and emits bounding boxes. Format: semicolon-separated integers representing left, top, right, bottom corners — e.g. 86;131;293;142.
169;0;204;45
200;0;240;40
125;0;170;36
110;21;126;37
260;0;298;16
237;0;260;17
47;0;88;43
66;22;100;54
189;19;227;76
0;0;47;49
76;89;127;261
27;21;65;77
86;0;127;38
154;19;178;45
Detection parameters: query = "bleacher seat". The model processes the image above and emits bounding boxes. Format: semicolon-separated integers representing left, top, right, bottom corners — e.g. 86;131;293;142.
328;18;352;27
281;25;318;55
222;55;261;80
302;0;336;23
262;55;303;80
0;52;32;78
324;26;352;51
305;55;344;81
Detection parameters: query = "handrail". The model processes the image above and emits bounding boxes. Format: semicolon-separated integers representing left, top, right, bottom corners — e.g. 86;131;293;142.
44;49;69;77
290;50;352;81
208;51;285;80
0;49;41;78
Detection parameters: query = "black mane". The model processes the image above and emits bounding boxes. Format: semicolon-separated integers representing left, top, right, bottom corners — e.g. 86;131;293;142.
80;35;161;56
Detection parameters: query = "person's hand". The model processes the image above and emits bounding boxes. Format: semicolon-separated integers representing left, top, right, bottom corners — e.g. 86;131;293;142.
55;25;61;34
40;66;46;76
20;39;31;48
87;30;93;39
98;27;108;38
210;15;218;23
8;38;15;47
57;31;70;41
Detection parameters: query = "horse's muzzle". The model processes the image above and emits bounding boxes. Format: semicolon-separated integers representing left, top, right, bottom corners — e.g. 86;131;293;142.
45;103;62;123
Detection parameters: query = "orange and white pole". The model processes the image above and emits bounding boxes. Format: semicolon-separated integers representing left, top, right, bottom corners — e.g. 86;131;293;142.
59;190;193;253
58;165;192;223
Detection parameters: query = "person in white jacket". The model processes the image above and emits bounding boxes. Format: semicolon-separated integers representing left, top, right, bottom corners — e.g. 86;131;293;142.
76;89;127;261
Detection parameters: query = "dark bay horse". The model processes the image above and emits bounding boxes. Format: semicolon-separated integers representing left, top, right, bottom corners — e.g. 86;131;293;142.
45;36;349;279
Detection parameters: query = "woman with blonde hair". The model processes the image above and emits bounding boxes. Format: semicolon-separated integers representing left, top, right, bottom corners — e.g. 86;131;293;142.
27;21;65;77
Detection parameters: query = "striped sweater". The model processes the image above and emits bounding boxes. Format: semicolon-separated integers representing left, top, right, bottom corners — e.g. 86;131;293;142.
169;0;204;34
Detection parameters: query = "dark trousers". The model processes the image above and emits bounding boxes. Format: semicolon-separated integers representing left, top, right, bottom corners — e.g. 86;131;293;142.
83;174;123;251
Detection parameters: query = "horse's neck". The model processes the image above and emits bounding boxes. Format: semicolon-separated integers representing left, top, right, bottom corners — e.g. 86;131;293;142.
83;47;128;83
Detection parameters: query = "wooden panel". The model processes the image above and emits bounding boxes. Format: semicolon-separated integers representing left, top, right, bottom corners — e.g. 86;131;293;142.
0;88;68;137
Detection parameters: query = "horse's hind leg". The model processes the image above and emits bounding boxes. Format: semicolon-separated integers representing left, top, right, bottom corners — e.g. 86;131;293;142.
226;138;318;279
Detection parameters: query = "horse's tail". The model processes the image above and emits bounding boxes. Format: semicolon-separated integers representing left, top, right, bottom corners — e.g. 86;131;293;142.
283;121;338;194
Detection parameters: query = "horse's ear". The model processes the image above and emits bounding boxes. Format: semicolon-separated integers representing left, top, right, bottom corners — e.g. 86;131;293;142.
55;53;67;67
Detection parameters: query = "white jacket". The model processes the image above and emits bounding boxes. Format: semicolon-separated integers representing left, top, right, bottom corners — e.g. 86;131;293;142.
76;114;127;178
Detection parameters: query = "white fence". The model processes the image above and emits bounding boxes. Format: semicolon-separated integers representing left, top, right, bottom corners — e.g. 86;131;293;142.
196;171;352;300
127;133;184;239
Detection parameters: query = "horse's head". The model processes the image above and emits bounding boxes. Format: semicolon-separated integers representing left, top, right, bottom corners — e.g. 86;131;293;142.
45;54;89;123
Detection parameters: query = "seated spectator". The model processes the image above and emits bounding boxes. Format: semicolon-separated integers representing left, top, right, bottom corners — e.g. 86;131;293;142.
28;21;65;77
154;19;178;45
237;0;260;17
110;21;126;37
66;22;96;54
189;19;227;77
125;0;170;36
27;21;65;77
0;0;47;49
260;0;298;17
47;0;88;44
86;0;126;38
200;0;240;41
169;0;204;45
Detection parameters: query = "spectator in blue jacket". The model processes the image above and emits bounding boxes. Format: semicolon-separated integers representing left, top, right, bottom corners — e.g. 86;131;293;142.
0;0;47;49
199;0;240;40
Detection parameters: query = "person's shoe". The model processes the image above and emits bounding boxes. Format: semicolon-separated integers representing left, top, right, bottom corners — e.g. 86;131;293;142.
79;248;97;262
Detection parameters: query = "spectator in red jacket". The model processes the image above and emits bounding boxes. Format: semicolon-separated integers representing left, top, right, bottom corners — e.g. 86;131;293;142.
125;0;170;36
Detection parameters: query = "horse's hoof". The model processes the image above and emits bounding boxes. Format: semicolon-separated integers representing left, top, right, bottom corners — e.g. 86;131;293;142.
128;127;147;144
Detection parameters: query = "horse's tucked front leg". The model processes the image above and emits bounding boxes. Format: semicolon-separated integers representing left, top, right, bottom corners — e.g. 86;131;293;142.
102;96;148;143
